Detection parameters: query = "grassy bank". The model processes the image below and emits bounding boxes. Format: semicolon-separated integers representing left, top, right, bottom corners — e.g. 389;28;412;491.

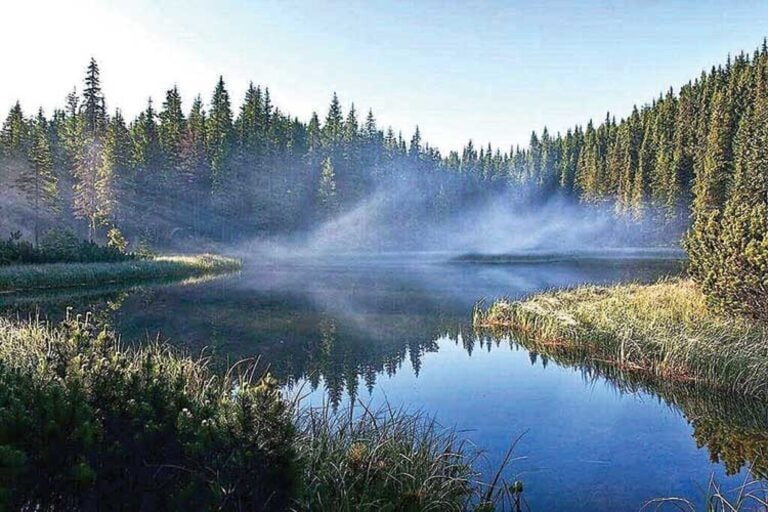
0;315;513;511
0;254;241;292
474;279;768;397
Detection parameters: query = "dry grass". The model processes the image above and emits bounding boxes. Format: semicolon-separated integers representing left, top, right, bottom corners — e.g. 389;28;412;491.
474;279;768;396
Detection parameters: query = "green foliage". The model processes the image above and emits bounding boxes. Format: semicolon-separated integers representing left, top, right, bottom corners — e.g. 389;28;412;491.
0;229;130;266
105;226;127;253
0;254;241;292
686;55;768;321
474;279;768;397
0;315;298;510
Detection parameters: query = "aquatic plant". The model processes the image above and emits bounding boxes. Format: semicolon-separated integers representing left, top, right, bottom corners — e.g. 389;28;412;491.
645;475;768;511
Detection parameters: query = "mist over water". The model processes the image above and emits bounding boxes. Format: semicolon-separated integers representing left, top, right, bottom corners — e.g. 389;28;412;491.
234;181;686;263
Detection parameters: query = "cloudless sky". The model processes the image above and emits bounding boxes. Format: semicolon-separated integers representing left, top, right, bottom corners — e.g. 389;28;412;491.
2;0;768;151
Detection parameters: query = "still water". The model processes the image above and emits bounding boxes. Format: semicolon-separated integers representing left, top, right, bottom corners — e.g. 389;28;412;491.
3;254;765;511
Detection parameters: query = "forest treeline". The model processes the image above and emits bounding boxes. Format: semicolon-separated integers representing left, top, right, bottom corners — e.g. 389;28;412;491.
0;43;767;253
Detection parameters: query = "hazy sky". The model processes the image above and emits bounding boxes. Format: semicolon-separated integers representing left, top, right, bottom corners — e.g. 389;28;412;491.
2;0;767;151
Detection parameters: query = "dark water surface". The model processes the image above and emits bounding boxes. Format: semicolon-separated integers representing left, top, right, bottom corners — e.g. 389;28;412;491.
3;254;765;511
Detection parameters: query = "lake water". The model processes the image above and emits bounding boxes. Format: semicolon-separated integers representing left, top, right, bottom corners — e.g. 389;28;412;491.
3;254;765;511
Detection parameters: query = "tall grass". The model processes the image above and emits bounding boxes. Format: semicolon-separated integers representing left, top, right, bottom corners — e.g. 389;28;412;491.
0;313;519;511
0;253;241;292
293;401;520;512
474;279;768;397
643;475;768;511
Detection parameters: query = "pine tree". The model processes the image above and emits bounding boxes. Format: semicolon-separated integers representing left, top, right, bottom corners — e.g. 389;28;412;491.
693;63;768;319
317;156;338;215
322;93;343;146
0;102;28;157
179;96;210;231
206;76;234;193
81;58;106;137
409;126;422;159
19;109;58;245
102;110;131;226
159;85;186;175
131;98;163;192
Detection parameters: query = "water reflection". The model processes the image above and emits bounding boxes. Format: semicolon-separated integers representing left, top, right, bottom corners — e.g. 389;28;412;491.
2;256;763;509
471;331;768;481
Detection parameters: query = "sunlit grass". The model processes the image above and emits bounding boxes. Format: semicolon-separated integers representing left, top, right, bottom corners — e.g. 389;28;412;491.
0;254;242;292
474;279;768;396
293;400;520;512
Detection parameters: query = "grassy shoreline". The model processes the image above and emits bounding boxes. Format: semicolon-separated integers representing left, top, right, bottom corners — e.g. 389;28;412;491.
474;279;768;397
0;315;514;511
0;254;242;293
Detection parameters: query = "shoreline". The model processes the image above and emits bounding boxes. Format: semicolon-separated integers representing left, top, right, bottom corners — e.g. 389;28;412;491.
0;254;242;293
473;279;768;397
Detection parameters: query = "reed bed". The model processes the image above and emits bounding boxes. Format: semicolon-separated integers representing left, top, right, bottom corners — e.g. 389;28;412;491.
0;253;241;292
474;279;768;397
293;401;519;512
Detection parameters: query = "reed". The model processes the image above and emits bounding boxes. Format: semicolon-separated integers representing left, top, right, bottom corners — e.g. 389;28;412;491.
474;279;768;397
293;400;519;512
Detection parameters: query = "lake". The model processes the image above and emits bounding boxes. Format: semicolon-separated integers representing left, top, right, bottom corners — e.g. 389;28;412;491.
2;253;764;511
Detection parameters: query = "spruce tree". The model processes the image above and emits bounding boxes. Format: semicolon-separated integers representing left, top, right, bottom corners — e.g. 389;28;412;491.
0;102;28;157
159;85;186;175
19;109;58;245
206;76;234;193
82;58;106;137
323;93;343;146
318;156;338;215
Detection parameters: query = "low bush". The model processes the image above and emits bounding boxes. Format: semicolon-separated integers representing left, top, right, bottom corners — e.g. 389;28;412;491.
0;314;299;511
0;229;134;266
0;314;520;511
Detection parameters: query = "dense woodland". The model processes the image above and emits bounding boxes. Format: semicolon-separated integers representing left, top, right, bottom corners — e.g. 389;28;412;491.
1;44;768;315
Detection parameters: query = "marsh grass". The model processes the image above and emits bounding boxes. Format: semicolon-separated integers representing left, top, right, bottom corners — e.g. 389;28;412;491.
643;475;768;511
0;253;241;292
474;279;768;397
0;313;520;511
292;400;521;512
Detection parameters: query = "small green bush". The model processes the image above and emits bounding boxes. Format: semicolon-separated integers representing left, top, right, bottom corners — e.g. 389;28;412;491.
0;229;135;266
0;315;299;511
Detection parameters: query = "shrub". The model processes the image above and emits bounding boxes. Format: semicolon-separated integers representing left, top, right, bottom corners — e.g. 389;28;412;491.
0;315;299;511
0;229;135;266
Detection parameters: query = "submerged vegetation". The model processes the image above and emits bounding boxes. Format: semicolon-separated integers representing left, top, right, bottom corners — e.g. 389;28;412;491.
0;254;241;292
474;279;768;397
0;314;515;511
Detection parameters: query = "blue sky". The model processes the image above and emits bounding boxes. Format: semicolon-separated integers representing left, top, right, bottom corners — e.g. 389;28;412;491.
2;0;768;151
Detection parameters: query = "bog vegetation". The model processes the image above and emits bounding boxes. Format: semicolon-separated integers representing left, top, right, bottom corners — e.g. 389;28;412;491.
0;254;241;292
474;280;768;396
0;315;514;511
